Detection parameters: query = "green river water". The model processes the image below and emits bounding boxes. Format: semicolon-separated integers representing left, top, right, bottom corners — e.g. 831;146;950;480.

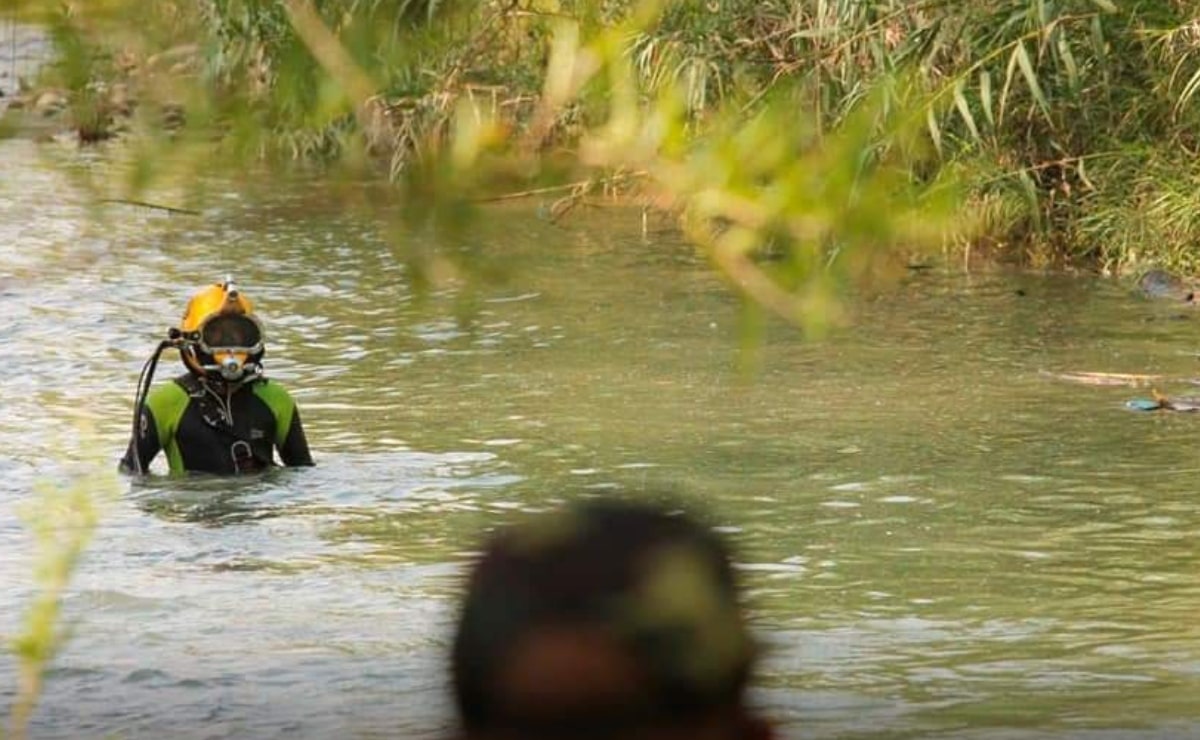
2;134;1200;739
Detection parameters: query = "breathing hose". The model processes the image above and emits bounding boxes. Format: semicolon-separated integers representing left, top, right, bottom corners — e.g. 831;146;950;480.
129;330;183;475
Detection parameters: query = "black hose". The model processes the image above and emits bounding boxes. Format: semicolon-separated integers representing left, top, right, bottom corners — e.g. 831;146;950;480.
129;339;174;475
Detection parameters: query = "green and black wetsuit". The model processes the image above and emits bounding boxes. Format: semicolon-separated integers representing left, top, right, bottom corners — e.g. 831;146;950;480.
120;373;314;475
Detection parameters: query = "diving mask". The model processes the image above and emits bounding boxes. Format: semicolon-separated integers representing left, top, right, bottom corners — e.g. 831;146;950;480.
193;313;265;381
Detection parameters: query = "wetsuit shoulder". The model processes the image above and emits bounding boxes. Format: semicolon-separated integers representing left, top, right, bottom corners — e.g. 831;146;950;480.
145;379;191;448
251;379;299;448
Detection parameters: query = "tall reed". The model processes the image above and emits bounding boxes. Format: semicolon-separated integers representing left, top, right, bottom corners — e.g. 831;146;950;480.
2;429;107;740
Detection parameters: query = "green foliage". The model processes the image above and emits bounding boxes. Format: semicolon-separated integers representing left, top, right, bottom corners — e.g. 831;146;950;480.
911;1;1200;271
2;436;106;740
20;0;1200;306
660;77;959;335
618;0;1200;274
4;0;969;334
23;0;1200;277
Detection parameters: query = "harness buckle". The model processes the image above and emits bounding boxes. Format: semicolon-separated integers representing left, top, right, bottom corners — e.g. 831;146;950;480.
230;440;256;473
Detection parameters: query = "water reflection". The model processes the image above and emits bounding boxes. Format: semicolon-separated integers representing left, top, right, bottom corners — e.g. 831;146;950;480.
128;473;295;527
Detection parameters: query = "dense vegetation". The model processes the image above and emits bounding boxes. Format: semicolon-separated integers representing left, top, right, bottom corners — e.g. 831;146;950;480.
5;1;1200;294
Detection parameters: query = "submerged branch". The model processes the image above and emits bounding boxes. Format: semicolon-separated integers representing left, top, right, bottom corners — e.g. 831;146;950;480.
473;171;648;203
97;199;202;216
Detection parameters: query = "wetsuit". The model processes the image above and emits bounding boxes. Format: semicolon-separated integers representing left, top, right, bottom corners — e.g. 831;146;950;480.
120;373;314;475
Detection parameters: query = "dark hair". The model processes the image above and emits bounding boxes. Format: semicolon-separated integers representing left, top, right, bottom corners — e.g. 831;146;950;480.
451;498;753;733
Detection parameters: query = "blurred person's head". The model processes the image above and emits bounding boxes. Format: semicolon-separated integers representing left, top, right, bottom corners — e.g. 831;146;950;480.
451;498;772;740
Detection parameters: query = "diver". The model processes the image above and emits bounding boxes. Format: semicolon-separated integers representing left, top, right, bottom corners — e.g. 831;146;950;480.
119;278;314;475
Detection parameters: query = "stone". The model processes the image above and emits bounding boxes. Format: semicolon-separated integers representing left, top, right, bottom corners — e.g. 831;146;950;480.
33;89;68;117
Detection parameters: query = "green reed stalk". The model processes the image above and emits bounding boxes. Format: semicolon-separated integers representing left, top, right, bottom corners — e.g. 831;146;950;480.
3;466;102;740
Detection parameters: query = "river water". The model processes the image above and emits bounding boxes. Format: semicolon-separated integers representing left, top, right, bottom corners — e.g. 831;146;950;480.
3;130;1200;739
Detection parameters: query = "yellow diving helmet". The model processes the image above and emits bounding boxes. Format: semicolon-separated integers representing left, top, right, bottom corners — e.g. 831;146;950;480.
178;278;265;382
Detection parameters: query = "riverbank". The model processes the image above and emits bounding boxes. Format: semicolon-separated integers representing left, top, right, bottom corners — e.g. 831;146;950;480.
7;2;1200;279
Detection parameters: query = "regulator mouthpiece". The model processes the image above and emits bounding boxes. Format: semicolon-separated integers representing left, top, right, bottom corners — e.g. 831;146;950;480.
219;355;243;380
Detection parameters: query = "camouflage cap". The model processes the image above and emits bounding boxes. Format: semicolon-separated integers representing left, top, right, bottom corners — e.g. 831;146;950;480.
451;498;755;734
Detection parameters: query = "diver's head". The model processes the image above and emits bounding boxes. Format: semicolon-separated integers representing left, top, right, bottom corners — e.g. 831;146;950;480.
177;278;265;384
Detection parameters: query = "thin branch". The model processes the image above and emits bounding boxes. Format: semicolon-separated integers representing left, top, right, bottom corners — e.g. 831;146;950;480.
472;171;647;203
97;199;201;216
